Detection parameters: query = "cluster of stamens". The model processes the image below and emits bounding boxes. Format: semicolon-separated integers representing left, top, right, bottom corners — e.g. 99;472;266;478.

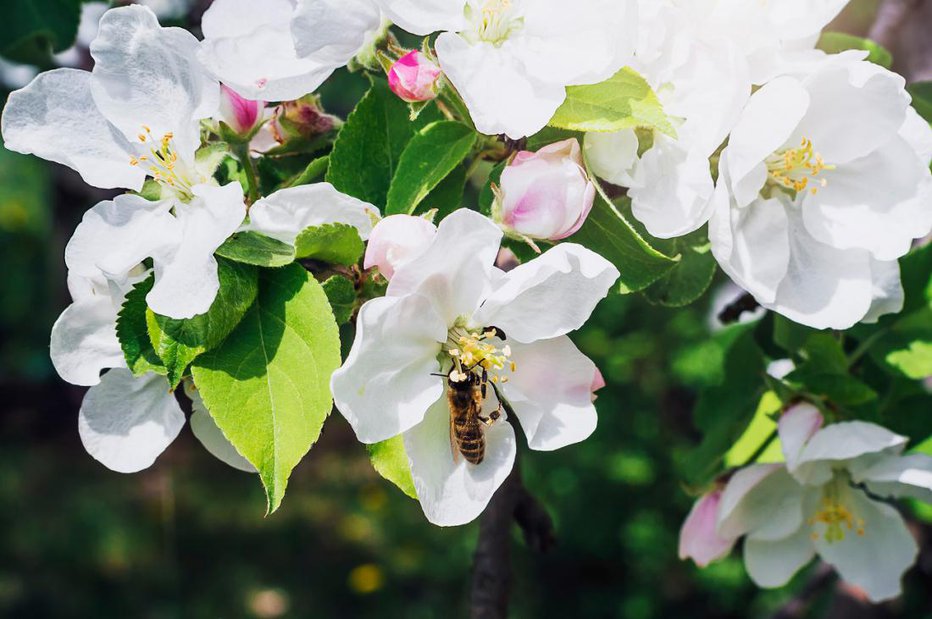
129;125;195;199
766;137;835;196
445;327;516;384
466;0;523;45
807;477;866;543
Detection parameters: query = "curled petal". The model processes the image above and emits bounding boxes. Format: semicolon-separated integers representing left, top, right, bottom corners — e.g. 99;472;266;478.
778;402;823;471
292;0;383;64
187;384;257;473
363;214;437;279
50;296;124;387
792;421;907;486
678;491;737;567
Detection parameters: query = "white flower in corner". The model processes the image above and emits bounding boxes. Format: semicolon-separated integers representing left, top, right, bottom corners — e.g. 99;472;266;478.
585;0;751;239
710;52;932;329
1;5;246;320
331;209;618;525
718;403;932;602
380;0;637;138
199;0;384;102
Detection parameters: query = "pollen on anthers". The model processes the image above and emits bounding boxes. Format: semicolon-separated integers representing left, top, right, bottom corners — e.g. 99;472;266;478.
807;478;866;543
766;137;835;196
129;125;195;198
445;327;515;384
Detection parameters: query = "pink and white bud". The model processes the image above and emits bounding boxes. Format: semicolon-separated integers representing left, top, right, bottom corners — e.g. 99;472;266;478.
388;51;442;103
364;215;437;279
590;367;606;402
217;84;263;135
494;138;596;242
678;490;736;567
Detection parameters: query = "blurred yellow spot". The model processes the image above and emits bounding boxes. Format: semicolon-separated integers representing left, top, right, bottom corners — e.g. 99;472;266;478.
247;588;289;618
348;563;384;594
359;484;388;512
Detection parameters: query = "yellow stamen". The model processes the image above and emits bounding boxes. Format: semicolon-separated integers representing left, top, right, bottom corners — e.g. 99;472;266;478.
766;137;836;196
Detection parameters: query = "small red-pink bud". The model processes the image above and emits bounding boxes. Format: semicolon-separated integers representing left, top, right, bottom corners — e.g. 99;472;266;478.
388;51;442;103
217;84;262;135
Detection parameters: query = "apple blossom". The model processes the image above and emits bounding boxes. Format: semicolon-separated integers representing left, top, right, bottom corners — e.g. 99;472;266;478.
494;139;596;243
331;209;618;525
388;50;443;103
379;0;637;138
363;214;438;279
716;403;932;602
217;84;264;135
710;52;932;329
678;489;736;567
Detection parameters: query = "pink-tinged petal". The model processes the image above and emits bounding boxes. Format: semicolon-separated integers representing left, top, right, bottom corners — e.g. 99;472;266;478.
364;214;437;279
778;403;824;471
590;367;606;402
217;84;262;134
678;491;736;567
388;50;442;103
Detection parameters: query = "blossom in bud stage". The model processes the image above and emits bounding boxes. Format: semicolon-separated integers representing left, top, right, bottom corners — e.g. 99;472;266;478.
379;0;637;138
710;51;932;329
388;50;442;103
716;403;932;602
217;84;263;135
331;209;618;525
494;139;595;243
363;214;438;279
678;489;736;567
1;5;250;320
269;94;342;143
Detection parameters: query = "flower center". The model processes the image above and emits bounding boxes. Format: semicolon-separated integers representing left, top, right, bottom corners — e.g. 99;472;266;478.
130;125;198;201
808;475;865;543
464;0;524;46
765;137;835;197
443;325;515;384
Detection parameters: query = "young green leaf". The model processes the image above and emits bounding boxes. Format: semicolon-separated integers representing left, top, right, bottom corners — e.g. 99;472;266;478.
385;121;476;215
115;276;167;377
420;162;467;218
642;229;716;307
192;264;342;514
908;82;932;125
367;436;417;499
549;67;675;136
321;276;357;325
817;32;893;69
2;0;82;65
216;232;296;268
294;223;365;266
147;259;259;389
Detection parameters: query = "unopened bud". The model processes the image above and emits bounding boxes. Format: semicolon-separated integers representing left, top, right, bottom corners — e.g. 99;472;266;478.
217;84;263;135
364;215;437;279
271;94;342;143
388;51;442;103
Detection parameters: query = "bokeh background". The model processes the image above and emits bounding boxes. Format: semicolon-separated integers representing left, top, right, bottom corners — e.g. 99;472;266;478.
2;1;931;617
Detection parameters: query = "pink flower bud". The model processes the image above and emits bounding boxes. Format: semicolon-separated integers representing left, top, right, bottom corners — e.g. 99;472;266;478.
270;94;341;143
388;51;442;103
678;490;736;567
494;138;596;242
364;215;437;279
217;84;263;135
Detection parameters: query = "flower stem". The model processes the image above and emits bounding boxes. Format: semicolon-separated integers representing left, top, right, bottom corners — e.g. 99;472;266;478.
233;143;260;205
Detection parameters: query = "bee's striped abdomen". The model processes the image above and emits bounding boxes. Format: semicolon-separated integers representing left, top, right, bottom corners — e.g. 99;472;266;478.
453;417;485;464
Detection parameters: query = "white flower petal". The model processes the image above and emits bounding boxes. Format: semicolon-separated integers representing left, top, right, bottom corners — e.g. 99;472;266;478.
65;194;179;282
147;182;246;319
435;33;567;139
404;397;516;527
245;182;379;245
0;68;144;190
813;486;917;602
854;453;932;505
678;491;737;567
791;421;908;485
187;385;257;473
388;209;501;324
78;369;185;473
583;129;639;187
717;464;805;541
744;524;815;588
200;0;294;38
292;0;383;63
500;337;598;451
90;5;219;160
331;293;447;444
378;0;466;35
50;296;124;387
862;258;905;324
472;243;618;343
778;403;823;471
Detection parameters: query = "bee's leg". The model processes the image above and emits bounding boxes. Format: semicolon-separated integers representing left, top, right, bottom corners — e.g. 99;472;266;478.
480;368;488;399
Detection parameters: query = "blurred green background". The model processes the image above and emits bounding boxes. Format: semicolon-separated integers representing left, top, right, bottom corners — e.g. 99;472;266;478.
3;1;931;618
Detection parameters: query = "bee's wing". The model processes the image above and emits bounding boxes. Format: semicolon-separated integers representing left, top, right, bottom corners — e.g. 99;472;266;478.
448;394;461;464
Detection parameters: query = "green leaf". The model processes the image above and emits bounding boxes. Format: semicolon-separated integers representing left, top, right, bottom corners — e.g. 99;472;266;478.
420;163;467;218
570;196;677;294
115;276;166;377
326;79;441;208
772;315;819;354
1;0;82;65
787;371;878;406
385;121;476;215
367;435;417;499
0;138;51;237
549;67;675;136
642;229;716;307
285;155;330;188
294;223;365;266
908;82;932;125
192;265;342;514
798;332;848;375
321;276;356;325
147;259;259;389
817;32;893;69
216;232;296;268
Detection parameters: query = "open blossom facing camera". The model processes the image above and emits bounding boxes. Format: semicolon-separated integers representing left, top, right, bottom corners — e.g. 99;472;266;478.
711;51;932;329
331;209;618;525
713;404;932;602
493;139;595;244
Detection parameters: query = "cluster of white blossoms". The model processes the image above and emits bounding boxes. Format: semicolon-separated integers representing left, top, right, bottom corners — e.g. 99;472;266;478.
1;0;930;602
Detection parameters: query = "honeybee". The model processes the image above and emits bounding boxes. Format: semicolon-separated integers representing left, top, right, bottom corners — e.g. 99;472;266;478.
447;368;502;465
